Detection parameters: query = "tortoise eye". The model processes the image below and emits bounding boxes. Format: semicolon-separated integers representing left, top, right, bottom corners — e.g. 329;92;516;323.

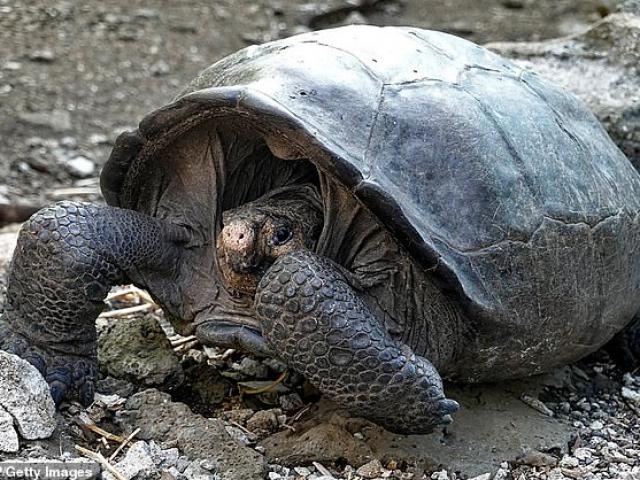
272;226;293;246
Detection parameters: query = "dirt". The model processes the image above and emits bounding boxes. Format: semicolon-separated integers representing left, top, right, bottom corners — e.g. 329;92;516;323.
0;0;619;208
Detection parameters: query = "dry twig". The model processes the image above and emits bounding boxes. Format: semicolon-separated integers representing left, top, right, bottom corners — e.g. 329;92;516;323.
99;303;154;318
109;427;141;462
75;445;127;480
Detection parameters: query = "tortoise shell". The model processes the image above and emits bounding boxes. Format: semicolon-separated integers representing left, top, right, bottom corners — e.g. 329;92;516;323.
101;26;640;379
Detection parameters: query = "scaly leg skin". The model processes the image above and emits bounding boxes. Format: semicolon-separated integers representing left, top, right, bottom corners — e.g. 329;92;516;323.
254;250;459;434
606;313;640;370
0;201;187;406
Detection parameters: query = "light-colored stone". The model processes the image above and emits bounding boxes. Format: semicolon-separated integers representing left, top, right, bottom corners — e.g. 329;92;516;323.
356;459;384;479
65;155;96;178
0;404;19;452
183;462;219;480
102;441;158;480
468;474;491;480
621;386;640;403
0;350;56;439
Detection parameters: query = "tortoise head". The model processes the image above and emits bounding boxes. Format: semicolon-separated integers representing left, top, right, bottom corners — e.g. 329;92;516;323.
216;186;323;296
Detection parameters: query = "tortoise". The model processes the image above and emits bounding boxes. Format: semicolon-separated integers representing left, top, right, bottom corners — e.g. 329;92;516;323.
2;25;640;435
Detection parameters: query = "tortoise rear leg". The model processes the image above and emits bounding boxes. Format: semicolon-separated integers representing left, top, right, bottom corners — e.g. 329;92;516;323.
606;313;640;370
254;250;458;434
0;201;188;405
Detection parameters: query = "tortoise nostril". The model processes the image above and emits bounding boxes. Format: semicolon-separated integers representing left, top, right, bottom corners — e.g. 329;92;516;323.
238;233;244;240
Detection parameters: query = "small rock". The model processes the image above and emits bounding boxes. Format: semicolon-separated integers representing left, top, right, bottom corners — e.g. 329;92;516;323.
356;459;384;479
225;425;254;446
589;420;604;431
102;441;158;480
182;461;218;480
0;350;56;439
560;455;580;468
98;316;184;389
493;466;509;480
222;408;255;426
516;450;558;467
89;133;110;145
29;49;56;63
18;110;71;132
247;409;280;436
279;392;304;412
3;61;21;70
521;394;555;416
431;470;449;480
232;357;270;379
469;474;492;480
547;468;567;480
0;405;19;452
60;136;77;148
150;60;171;76
621;386;640;403
65;155;96;178
294;466;311;477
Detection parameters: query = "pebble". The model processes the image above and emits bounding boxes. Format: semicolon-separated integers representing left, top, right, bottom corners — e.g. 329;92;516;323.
294;466;312;477
589;420;604;431
232;357;270;378
18;109;71;132
246;409;280;436
468;474;491;480
621;386;640;403
65;155;96;178
59;136;77;149
356;459;384;479
521;394;555;416
89;133;110;145
150;60;171;76
560;455;580;468
3;61;21;70
102;441;158;480
29;48;56;63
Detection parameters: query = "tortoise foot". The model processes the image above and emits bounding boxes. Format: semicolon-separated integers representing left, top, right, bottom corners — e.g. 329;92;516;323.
254;250;459;434
0;318;97;405
0;201;188;406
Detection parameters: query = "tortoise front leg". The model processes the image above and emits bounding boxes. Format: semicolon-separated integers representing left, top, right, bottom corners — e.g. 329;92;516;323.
254;250;459;434
0;201;188;405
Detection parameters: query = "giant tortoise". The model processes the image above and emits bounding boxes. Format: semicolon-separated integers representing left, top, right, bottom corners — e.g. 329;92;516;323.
2;25;640;434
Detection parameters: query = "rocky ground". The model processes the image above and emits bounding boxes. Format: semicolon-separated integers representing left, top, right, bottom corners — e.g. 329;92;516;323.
1;0;640;479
